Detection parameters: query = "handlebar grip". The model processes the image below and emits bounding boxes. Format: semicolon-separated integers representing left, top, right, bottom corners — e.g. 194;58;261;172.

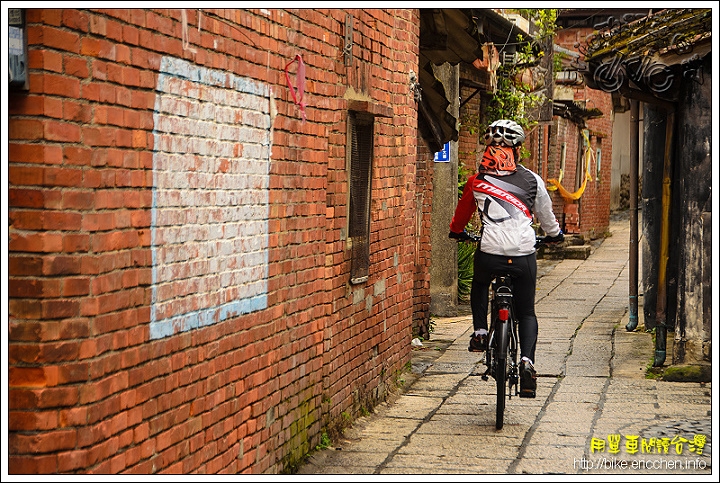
449;230;481;243
536;232;565;248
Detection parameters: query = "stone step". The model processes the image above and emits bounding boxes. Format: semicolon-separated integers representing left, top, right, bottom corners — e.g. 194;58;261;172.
537;244;591;260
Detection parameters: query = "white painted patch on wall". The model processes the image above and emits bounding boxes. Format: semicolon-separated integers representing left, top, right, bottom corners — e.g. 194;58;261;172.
150;57;271;339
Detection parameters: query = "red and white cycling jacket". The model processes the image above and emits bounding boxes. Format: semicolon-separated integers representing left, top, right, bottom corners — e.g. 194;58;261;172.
450;165;561;256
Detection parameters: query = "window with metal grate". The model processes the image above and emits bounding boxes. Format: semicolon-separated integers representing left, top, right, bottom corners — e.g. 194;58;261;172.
348;111;374;284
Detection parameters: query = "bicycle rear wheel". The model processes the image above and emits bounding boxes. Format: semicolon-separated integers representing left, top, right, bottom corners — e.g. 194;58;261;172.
495;320;510;430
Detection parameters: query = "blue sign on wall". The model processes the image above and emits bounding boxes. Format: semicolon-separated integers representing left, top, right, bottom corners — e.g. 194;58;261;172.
434;142;450;162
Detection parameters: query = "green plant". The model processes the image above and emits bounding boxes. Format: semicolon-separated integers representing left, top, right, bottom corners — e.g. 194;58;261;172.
315;432;332;451
486;64;545;141
516;9;559;41
458;163;474;197
484;9;559;150
645;360;664;379
460;111;482;135
456;165;481;303
454;11;560;307
457;239;476;303
394;364;410;388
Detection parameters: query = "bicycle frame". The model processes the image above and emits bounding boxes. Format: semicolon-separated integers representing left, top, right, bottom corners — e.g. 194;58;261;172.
462;234;552;429
482;274;520;430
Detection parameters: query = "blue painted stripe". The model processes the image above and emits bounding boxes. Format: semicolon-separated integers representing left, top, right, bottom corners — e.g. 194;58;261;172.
149;56;271;340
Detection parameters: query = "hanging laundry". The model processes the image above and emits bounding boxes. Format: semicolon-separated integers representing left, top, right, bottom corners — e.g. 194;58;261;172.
547;130;594;201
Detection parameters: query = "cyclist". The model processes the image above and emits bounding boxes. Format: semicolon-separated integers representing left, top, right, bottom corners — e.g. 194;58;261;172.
449;119;564;398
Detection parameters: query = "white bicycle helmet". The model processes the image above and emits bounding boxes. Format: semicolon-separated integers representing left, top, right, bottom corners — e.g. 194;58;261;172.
483;119;526;147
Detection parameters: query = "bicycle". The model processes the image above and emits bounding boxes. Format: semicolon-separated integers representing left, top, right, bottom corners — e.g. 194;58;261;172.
462;233;552;430
482;270;517;430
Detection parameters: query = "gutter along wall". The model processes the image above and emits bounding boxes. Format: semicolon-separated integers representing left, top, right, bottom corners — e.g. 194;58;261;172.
8;8;423;474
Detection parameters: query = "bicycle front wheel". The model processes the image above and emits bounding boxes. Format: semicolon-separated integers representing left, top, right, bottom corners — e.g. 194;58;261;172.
495;320;510;430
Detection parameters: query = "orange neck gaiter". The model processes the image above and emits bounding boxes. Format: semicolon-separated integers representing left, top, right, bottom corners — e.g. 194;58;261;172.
480;145;517;173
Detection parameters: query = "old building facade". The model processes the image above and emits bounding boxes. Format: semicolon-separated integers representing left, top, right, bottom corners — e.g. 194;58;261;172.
578;8;712;369
8;8;428;473
9;7;709;475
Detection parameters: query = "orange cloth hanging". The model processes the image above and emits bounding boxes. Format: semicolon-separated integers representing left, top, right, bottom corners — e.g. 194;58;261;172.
547;131;594;201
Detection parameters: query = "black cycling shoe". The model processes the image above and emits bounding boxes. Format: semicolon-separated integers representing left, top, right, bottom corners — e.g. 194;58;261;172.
519;359;537;398
468;333;488;352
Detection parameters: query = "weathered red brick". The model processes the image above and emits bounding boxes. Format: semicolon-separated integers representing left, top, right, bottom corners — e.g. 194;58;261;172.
42;73;81;98
61;232;89;252
7;7;423;475
57;449;90;472
63;98;92;122
62;277;90;296
8;299;43;319
43;166;84;187
39;24;80;51
10;428;77;453
9;210;43;231
62;9;90;33
8;410;59;431
8;166;45;186
43;211;82;230
59;406;88;427
8;454;58;474
41;255;81;275
9;188;45;208
42;299;80;319
60;147;90;167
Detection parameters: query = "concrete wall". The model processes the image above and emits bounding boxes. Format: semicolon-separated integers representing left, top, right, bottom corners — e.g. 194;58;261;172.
8;8;423;474
428;64;460;317
611;107;644;211
673;53;712;365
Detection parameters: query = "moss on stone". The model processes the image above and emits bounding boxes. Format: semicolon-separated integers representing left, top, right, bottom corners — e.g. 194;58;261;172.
662;364;711;382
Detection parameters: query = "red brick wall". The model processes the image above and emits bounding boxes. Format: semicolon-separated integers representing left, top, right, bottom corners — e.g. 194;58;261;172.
413;141;433;336
8;8;421;474
457;63;501;176
553;27;612;239
582;100;613;238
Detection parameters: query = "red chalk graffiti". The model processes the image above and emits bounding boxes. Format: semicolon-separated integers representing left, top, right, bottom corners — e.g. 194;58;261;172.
285;54;306;122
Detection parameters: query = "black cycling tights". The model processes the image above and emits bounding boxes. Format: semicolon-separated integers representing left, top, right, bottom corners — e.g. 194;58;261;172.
471;250;538;363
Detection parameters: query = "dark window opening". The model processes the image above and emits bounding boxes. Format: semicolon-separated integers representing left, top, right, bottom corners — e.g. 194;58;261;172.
348;111;374;284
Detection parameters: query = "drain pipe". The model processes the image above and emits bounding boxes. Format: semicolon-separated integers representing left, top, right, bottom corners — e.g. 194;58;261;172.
653;108;675;367
626;99;640;331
